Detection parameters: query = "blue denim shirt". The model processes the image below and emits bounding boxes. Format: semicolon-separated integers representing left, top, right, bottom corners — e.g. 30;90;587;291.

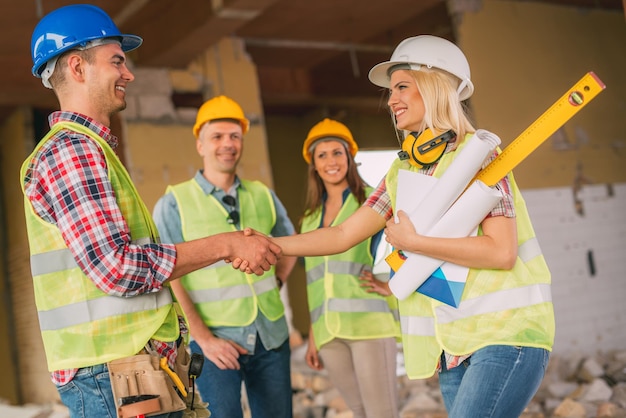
153;171;295;353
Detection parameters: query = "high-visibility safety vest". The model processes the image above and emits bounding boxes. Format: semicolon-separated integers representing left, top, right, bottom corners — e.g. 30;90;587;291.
386;134;555;379
301;189;400;350
168;179;284;327
20;121;180;372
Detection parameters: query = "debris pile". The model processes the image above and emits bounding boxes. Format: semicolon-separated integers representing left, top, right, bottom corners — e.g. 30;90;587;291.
3;348;626;418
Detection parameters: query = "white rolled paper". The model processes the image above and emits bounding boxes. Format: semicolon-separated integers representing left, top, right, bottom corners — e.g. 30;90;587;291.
389;180;503;300
402;129;501;233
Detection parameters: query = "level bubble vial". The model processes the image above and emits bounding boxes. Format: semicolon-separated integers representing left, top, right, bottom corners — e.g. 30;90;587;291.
568;91;584;106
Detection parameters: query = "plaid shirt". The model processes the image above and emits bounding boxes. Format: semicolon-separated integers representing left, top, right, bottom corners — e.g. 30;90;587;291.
364;146;515;371
22;111;182;385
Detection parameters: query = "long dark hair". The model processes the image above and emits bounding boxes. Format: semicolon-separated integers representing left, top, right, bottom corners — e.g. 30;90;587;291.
300;144;368;227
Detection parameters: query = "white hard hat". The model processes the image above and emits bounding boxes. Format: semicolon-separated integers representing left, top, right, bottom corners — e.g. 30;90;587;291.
368;35;474;101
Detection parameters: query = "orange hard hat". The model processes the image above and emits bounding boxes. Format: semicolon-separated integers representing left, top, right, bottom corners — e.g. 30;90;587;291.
193;95;250;138
302;118;358;164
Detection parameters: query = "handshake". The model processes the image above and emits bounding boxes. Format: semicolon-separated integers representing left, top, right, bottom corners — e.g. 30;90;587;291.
226;228;283;276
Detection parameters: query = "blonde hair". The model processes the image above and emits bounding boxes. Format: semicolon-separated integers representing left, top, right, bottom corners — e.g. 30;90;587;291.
391;67;476;148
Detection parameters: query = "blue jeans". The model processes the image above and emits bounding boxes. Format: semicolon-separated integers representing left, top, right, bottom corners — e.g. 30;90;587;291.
439;345;549;418
189;336;292;418
57;363;183;418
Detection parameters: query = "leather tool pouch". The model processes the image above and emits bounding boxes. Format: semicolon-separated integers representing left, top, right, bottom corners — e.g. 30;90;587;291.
108;345;190;418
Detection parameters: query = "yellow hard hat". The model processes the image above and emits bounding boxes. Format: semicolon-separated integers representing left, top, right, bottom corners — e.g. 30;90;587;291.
193;95;250;138
302;118;358;164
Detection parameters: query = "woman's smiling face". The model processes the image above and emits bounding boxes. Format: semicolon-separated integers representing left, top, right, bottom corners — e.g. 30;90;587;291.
312;140;350;187
387;69;425;132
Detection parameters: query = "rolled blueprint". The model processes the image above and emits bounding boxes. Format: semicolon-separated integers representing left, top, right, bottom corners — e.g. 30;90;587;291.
401;129;501;231
389;180;503;300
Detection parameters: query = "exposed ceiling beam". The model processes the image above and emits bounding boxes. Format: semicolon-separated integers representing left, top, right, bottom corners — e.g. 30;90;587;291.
243;38;395;54
125;0;280;68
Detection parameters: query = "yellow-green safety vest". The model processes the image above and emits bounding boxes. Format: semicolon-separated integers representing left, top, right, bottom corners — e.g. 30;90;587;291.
20;121;179;372
169;179;284;327
301;188;400;349
386;134;555;379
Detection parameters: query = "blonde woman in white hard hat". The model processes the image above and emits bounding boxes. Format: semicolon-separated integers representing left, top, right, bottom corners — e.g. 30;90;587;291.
260;35;555;417
299;118;401;418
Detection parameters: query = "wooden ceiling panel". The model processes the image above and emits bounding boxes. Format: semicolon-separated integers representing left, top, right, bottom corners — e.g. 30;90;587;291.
243;1;455;112
128;0;281;67
237;0;443;42
0;0;621;115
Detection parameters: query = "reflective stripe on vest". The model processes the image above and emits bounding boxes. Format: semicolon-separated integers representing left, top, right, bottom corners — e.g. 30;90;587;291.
436;283;551;324
402;283;552;335
401;315;435;337
39;290;173;331
310;297;396;323
192;259;229;271
306;260;367;284
30;238;153;276
187;275;277;303
519;237;542;263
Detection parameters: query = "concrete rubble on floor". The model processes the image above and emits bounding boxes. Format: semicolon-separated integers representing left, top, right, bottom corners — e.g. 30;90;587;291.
3;346;626;418
289;345;626;418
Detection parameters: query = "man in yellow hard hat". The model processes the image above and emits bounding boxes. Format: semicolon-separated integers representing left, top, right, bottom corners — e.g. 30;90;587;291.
153;95;297;418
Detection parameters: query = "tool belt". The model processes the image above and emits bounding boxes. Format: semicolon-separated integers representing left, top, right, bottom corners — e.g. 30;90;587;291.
108;343;190;418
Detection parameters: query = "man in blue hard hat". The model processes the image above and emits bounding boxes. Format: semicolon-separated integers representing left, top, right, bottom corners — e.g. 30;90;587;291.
21;5;281;417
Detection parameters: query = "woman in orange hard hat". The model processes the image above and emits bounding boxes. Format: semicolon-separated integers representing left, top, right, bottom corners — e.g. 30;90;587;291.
299;118;401;418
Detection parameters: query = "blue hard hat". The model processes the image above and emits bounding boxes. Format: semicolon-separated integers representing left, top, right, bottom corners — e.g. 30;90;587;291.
31;4;143;77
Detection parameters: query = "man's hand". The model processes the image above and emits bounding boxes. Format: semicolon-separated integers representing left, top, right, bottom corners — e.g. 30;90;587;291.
196;334;248;370
228;228;282;275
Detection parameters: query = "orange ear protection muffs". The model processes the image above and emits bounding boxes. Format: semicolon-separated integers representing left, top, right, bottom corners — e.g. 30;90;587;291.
397;129;456;168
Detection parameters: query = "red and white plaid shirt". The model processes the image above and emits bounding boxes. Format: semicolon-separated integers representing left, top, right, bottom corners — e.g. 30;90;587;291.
364;146;516;371
22;111;182;385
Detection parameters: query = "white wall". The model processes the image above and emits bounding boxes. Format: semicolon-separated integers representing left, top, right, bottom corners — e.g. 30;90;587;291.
523;183;626;355
355;150;398;188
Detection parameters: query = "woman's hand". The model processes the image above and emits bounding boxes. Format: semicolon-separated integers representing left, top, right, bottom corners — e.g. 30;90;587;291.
305;329;323;370
385;210;518;270
384;210;418;252
360;269;392;296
